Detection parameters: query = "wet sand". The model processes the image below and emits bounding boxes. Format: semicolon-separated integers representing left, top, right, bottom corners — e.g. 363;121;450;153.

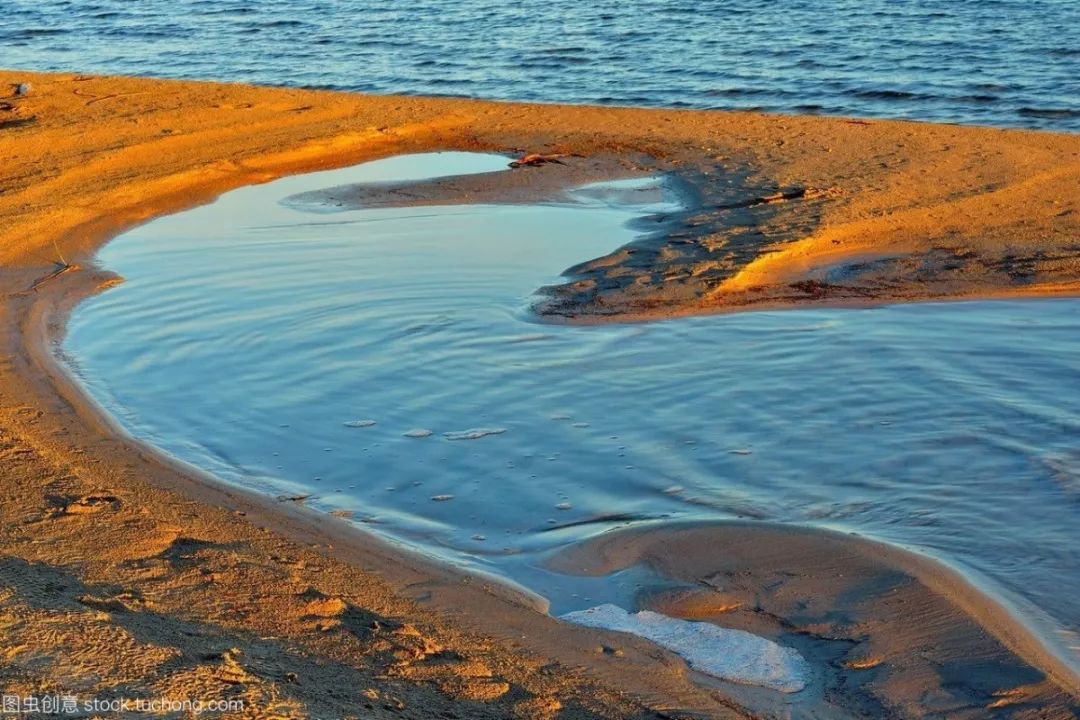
2;70;1079;718
551;523;1080;718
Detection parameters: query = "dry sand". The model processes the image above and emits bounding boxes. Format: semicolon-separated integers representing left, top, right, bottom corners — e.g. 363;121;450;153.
1;70;1079;718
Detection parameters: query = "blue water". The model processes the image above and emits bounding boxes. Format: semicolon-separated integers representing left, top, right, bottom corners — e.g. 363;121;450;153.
3;0;1079;131
64;153;1080;674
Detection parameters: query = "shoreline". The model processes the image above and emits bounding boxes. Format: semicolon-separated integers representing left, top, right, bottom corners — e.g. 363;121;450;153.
2;69;1079;717
6;267;729;717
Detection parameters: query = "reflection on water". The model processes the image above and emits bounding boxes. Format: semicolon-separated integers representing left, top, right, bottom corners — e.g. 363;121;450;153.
65;153;1080;671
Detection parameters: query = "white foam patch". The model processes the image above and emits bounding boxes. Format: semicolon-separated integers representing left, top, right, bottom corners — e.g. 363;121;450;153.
561;604;810;693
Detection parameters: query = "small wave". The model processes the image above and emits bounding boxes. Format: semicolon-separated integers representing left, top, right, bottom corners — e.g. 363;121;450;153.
706;87;779;98
255;19;309;28
1017;107;1080;119
10;28;69;39
537;46;589;55
850;89;922;101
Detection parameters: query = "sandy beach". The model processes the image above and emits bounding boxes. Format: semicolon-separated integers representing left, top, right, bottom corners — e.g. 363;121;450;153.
2;70;1079;718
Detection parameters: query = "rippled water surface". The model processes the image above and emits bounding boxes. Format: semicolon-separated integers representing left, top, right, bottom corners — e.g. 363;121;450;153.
65;153;1080;671
4;0;1079;130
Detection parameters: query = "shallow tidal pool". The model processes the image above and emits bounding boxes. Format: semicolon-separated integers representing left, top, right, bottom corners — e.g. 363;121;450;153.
64;153;1080;674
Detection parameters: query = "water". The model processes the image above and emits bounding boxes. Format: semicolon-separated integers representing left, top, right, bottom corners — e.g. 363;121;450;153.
64;153;1080;673
4;0;1079;131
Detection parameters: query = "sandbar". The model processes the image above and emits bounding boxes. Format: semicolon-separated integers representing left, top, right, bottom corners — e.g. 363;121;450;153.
2;70;1079;718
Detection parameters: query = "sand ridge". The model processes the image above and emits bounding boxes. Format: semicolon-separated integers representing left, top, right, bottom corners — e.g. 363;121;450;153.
2;69;1079;718
3;70;1079;319
550;522;1080;718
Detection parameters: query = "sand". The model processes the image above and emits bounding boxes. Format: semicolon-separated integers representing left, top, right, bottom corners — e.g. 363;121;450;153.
1;69;1079;718
551;523;1080;718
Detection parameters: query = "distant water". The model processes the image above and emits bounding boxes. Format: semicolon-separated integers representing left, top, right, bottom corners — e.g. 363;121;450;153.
65;154;1080;672
3;0;1079;131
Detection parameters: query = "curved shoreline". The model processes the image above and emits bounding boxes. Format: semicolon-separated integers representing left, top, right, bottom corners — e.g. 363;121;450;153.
6;253;736;717
2;69;1079;717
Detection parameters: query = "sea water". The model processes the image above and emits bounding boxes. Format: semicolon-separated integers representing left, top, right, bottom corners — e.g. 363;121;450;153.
3;0;1079;131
